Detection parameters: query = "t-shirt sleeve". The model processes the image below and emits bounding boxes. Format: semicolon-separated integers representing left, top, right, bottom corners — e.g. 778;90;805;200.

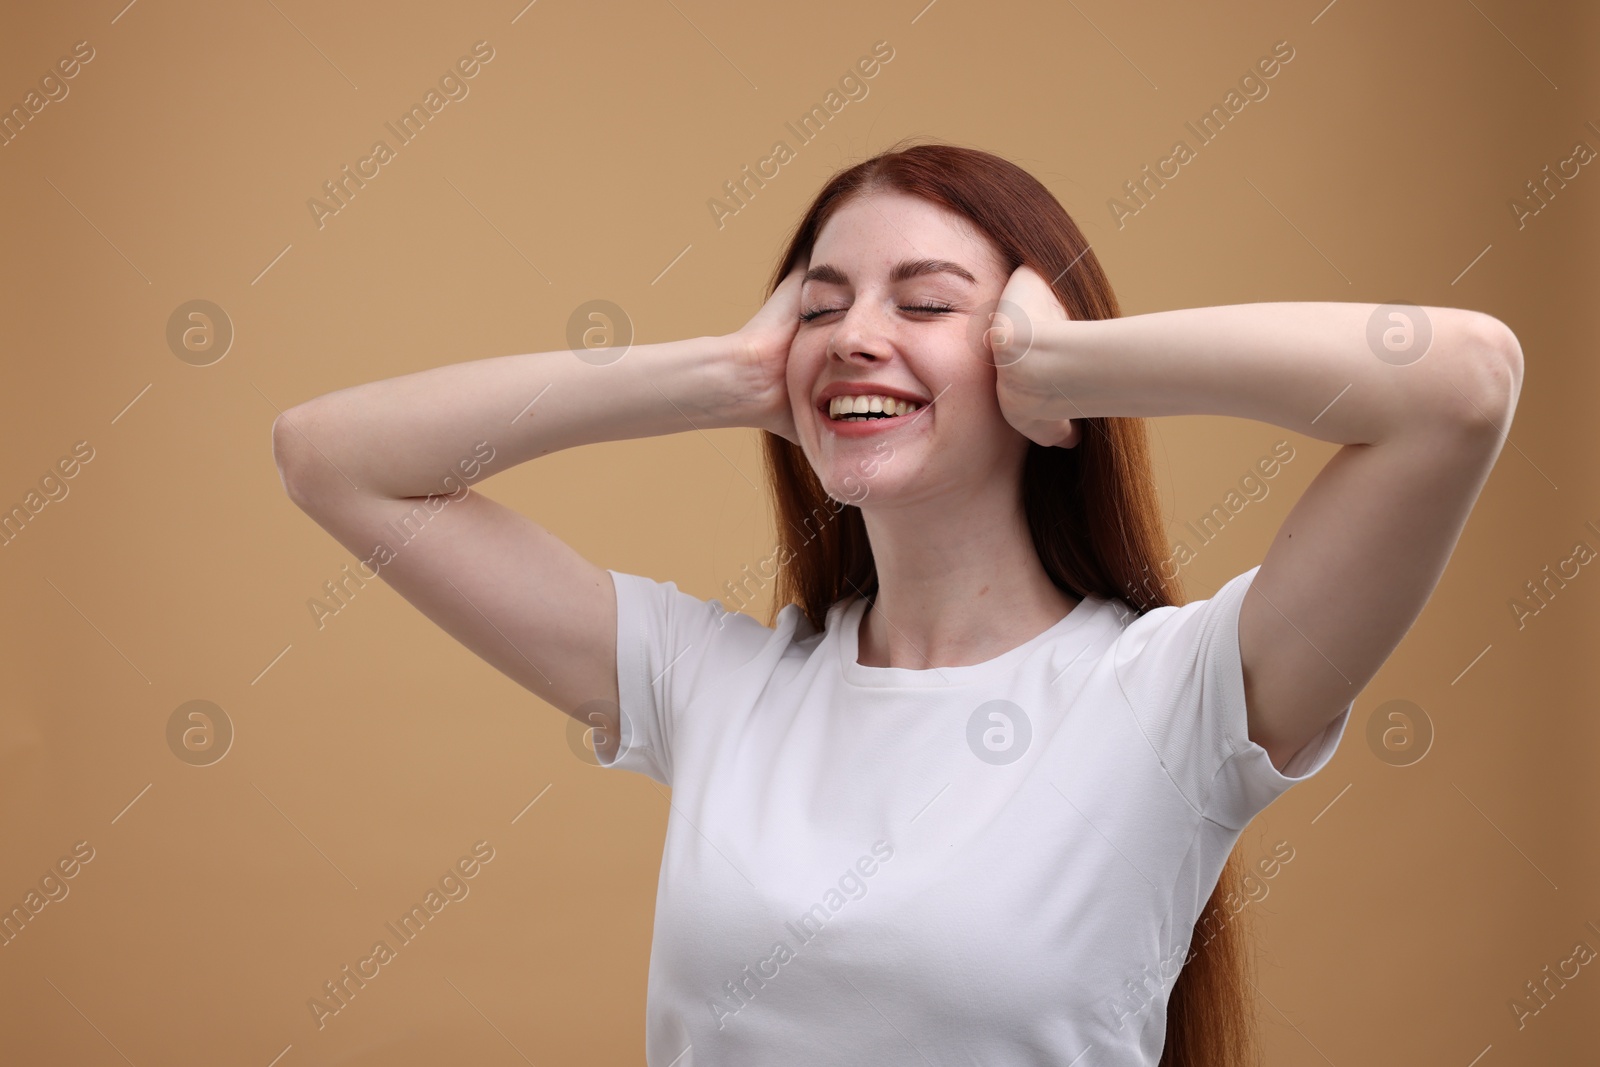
597;568;767;787
1110;564;1352;831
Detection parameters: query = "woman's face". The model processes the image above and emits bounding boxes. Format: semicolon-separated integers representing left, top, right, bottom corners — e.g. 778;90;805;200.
787;190;1028;509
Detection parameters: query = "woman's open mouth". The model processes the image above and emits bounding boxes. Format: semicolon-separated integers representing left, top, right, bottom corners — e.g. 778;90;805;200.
821;394;928;436
827;394;921;421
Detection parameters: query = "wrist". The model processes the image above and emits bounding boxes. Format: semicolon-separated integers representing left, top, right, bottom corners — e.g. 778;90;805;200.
997;319;1076;420
702;331;785;433
640;334;744;431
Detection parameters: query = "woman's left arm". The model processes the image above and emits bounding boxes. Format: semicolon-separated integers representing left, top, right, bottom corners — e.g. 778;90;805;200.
998;292;1525;772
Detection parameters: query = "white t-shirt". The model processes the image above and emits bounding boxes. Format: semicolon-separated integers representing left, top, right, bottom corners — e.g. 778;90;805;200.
597;564;1350;1066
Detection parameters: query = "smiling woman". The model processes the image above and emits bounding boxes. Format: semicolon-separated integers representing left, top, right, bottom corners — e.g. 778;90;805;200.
730;142;1295;1066
274;135;1516;1067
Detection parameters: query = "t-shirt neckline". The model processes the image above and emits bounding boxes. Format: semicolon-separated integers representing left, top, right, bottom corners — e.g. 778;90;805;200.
833;590;1106;689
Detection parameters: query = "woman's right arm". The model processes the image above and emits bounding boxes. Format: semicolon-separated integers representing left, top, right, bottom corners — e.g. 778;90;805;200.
270;329;776;762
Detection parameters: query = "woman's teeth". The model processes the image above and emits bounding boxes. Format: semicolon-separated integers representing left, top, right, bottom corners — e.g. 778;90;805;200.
827;394;921;421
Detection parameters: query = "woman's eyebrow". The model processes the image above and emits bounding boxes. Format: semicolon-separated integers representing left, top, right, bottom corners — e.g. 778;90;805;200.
803;258;978;287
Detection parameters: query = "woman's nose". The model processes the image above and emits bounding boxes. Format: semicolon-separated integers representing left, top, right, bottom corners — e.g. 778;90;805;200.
827;303;891;363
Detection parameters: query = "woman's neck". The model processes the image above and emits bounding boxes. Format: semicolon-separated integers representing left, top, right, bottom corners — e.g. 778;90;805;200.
856;507;1079;670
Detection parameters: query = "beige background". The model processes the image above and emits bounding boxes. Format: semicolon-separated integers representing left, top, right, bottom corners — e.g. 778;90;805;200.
2;0;1596;1063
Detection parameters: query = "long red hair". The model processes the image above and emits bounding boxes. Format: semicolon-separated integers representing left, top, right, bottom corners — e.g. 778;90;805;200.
758;137;1263;1066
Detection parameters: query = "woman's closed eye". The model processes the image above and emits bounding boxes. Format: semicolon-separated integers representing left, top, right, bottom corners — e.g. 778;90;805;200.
799;302;956;323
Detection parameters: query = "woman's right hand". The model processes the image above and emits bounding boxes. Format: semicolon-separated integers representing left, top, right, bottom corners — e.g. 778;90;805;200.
724;265;806;445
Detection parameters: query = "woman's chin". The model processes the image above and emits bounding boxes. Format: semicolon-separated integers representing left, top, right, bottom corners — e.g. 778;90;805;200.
819;465;905;508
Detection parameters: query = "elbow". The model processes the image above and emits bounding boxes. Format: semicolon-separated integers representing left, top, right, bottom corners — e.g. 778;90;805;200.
271;405;320;504
1440;311;1523;437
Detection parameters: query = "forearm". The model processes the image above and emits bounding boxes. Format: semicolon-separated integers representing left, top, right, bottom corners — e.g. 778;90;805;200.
274;334;744;500
1023;303;1504;445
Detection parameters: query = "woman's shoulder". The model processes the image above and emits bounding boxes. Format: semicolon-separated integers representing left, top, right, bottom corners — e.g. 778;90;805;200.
610;568;834;662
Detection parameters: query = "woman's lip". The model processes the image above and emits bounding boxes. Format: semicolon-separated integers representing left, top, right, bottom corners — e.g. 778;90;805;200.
820;406;930;436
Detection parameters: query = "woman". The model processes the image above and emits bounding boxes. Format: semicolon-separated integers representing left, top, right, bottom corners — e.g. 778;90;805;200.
272;140;1522;1065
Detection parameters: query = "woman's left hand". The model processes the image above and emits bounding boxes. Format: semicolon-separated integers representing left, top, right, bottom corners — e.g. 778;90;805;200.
986;264;1082;449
